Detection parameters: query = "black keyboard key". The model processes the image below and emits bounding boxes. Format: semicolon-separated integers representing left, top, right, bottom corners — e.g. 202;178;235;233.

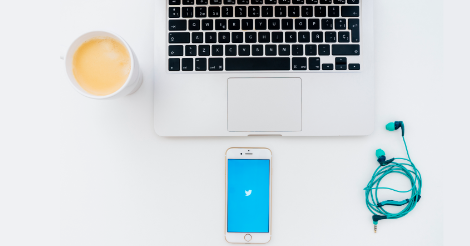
293;0;305;3
295;19;307;30
279;0;291;3
169;45;183;56
265;45;277;56
185;45;197;56
332;44;360;55
218;32;230;43
169;20;187;31
237;0;249;3
320;0;332;3
288;6;300;17
282;19;293;30
335;19;347;30
275;6;287;17
209;58;223;71
242;19;253;30
196;0;208;4
315;6;326;17
209;7;220;17
349;19;360;42
169;32;190;43
342;6;359;17
319;44;330;55
285;32;297;43
325;31;336;43
248;6;260;17
169;58;180;71
202;20;213;30
182;7;194;18
292;57;307;70
225;58;290;71
279;45;290;55
306;45;317;55
170;0;181;5
322;19;333;30
252;0;264;4
188;20;200;30
239;45;251;56
205;32;217;43
312;32;323;42
347;0;359;4
211;0;223;4
245;32;257;43
328;6;340;17
302;6;313;17
335;57;347;70
322;64;334;70
195;58;207;71
169;7;180;18
222;6;233;17
338;31;350;42
215;19;227;30
268;19;281;30
196;7;207;17
308;19;320;30
199;45;210;56
298;32;310;43
336;65;347;70
232;32;244;43
272;32;284;43
235;6;247;17
224;0;236;4
262;6;274;17
309;57;321;70
252;45;264;56
212;45;224;56
292;45;303;56
192;32;203;43
306;0;318;3
265;0;277;4
349;63;360;70
334;0;346;3
258;32;271;43
229;19;240;30
182;58;193;71
255;19;267;30
226;45;237;56
183;0;195;4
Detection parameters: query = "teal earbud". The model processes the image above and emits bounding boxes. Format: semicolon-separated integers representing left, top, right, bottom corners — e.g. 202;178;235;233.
386;121;405;136
375;148;393;166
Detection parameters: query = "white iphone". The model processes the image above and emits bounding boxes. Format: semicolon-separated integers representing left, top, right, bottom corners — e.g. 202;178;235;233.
225;148;272;244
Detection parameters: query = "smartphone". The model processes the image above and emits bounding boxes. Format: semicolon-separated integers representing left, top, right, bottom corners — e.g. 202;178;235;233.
225;148;272;244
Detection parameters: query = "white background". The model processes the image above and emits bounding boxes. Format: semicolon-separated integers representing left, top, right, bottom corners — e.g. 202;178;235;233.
0;0;467;245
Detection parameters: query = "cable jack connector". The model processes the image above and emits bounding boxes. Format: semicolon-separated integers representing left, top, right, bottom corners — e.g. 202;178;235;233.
372;215;387;233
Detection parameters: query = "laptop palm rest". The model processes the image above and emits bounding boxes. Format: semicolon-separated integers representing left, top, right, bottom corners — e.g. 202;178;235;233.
228;78;302;132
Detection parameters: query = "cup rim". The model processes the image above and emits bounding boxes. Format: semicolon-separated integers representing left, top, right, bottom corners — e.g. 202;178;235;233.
64;30;135;99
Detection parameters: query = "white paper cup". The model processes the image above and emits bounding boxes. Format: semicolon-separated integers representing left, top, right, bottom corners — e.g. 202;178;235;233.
63;31;143;99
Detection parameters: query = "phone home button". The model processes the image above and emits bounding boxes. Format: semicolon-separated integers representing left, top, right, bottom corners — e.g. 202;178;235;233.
244;234;252;242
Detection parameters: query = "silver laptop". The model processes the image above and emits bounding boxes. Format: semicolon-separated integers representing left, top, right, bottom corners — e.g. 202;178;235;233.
154;0;374;136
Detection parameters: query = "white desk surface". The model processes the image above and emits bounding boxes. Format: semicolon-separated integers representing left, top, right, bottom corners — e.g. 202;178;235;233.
3;0;470;246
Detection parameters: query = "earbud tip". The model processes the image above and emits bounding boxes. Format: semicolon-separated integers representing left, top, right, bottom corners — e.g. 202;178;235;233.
376;149;385;158
386;122;396;131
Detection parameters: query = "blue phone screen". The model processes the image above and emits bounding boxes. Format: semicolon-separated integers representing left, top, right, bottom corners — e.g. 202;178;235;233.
227;159;270;233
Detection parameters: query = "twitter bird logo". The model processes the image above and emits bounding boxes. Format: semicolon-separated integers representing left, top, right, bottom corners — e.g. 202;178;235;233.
245;190;252;196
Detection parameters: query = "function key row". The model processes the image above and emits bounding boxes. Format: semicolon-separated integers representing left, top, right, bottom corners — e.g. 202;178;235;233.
168;57;360;71
169;6;359;18
170;0;359;5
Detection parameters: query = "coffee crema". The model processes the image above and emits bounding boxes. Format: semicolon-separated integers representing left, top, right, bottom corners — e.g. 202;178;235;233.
72;37;131;96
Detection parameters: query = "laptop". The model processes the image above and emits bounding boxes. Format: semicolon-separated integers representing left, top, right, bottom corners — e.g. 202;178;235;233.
154;0;374;136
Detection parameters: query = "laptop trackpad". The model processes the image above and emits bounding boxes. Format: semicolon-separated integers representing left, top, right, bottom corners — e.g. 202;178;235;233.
228;78;302;132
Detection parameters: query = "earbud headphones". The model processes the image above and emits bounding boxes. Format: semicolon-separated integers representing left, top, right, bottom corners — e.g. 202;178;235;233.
364;121;422;233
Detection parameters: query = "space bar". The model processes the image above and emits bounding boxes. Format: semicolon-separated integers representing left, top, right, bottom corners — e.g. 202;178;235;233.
226;58;291;71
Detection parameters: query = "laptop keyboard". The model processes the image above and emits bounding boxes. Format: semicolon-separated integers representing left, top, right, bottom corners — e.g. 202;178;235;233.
167;0;361;72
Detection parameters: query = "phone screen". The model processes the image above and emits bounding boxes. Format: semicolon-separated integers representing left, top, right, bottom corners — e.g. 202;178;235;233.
227;159;270;233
